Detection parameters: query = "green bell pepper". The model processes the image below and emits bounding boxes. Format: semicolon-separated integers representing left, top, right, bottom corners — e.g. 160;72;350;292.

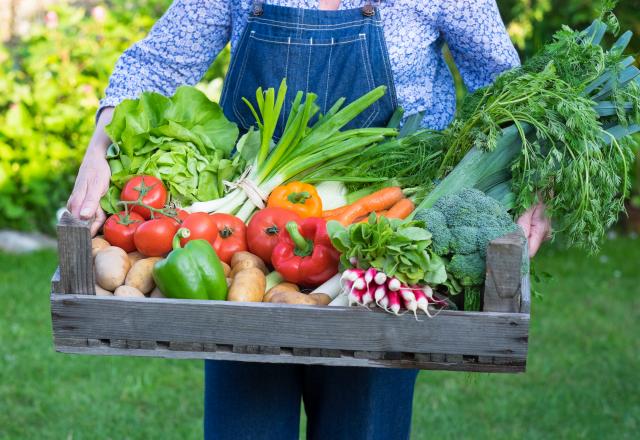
153;228;228;300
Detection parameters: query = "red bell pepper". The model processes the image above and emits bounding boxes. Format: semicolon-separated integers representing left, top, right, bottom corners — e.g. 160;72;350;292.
271;218;340;287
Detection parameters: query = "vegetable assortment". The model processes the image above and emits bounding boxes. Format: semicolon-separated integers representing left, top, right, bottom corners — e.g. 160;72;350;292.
93;15;640;319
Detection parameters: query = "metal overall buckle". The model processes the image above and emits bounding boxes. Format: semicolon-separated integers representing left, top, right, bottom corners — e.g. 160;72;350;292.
361;0;380;17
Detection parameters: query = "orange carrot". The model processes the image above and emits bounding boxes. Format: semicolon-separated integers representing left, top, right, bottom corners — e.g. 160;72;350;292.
356;210;388;223
327;187;403;225
322;205;350;218
385;198;415;220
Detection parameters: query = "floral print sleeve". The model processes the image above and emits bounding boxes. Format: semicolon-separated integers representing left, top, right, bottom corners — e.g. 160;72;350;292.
99;0;231;109
439;0;520;92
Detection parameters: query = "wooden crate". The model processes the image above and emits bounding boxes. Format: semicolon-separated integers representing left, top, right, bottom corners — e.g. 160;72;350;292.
51;212;530;373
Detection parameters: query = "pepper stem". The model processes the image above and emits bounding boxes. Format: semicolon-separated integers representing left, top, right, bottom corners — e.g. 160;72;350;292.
285;221;313;257
287;191;311;204
173;228;191;250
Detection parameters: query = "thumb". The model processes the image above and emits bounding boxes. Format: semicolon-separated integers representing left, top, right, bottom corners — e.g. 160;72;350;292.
79;185;103;220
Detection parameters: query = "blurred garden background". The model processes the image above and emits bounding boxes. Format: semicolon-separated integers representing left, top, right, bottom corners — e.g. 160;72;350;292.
0;0;639;438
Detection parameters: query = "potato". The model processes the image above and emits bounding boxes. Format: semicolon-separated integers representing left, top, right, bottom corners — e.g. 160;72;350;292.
127;251;145;265
114;285;145;298
95;246;131;291
125;257;162;294
263;282;299;303
221;261;231;277
95;284;113;296
308;293;332;306
228;268;266;302
91;237;110;257
150;287;165;298
230;252;268;276
268;290;318;305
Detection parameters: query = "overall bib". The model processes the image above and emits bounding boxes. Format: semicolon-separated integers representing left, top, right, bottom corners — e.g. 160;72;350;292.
219;1;398;136
206;3;417;440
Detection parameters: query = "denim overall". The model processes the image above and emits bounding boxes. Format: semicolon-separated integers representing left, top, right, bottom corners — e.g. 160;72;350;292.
219;1;398;136
206;3;417;440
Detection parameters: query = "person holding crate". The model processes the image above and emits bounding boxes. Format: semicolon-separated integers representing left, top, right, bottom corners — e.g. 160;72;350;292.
68;1;550;438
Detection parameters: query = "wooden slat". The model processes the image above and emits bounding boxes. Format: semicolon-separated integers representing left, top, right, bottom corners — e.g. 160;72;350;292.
520;275;531;314
53;343;525;373
51;267;61;293
483;233;527;313
56;212;95;295
50;295;528;358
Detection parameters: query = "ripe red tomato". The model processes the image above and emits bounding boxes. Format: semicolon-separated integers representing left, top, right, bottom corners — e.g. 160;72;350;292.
246;208;301;264
103;211;144;252
156;208;189;226
209;213;247;264
179;213;217;246
121;175;168;219
133;218;178;257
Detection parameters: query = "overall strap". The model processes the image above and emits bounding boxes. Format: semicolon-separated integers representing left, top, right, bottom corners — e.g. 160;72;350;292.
251;1;381;17
252;0;264;16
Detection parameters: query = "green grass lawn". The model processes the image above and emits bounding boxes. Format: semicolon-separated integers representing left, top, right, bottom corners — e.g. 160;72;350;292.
1;236;639;439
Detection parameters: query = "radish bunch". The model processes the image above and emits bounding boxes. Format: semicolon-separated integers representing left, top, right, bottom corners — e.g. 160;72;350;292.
339;268;448;317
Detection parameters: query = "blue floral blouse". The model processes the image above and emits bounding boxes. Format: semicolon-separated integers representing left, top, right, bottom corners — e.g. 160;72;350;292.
101;0;520;130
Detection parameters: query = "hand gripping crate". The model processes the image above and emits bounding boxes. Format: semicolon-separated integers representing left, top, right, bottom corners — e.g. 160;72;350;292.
51;212;530;373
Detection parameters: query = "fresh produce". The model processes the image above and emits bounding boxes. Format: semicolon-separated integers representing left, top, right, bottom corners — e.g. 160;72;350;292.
327;215;447;287
133;218;179;257
95;285;113;296
272;218;340;287
228;267;266;302
103;211;144;252
267;182;322;218
179;212;217;246
124;257;162;295
315;181;347;210
220;261;231;277
385;199;415;220
229;251;268;277
91;237;110;257
414;188;524;310
187;81;396;221
152;229;228;300
114;285;145;298
263;282;300;302
94;246;131;291
325;187;404;225
127;251;145;265
101;86;242;211
150;287;165;299
209;214;248;264
120;175;168;219
246;207;301;264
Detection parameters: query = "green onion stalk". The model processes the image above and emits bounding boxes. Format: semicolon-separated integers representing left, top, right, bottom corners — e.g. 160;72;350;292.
187;80;396;221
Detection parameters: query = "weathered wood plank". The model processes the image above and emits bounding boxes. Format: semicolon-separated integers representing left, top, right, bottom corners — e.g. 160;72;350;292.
53;344;525;373
484;232;527;313
51;267;61;293
50;295;528;358
57;212;95;295
520;274;531;314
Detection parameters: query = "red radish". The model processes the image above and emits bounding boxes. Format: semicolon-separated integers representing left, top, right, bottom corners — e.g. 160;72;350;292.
352;277;366;291
364;268;377;284
388;290;401;315
388;277;401;291
379;294;389;310
349;256;358;266
373;271;387;285
374;285;386;303
349;287;366;306
401;288;419;318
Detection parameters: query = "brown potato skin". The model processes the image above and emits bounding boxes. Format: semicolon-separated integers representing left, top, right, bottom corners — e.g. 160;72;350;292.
263;283;299;302
230;252;268;276
268;291;317;305
91;237;110;257
114;285;145;298
150;287;165;298
95;285;113;296
127;251;145;266
125;257;162;294
308;293;332;305
95;246;131;291
221;261;231;277
228;268;266;302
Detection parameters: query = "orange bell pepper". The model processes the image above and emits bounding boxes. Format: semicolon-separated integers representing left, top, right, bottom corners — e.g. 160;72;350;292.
267;182;322;218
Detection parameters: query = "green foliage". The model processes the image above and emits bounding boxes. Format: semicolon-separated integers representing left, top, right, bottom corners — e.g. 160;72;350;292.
103;86;241;211
0;1;163;232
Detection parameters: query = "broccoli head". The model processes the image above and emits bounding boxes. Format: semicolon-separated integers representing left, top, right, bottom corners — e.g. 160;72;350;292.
414;188;521;300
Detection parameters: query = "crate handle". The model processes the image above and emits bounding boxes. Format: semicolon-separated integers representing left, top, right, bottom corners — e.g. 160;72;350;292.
56;211;95;295
483;232;530;313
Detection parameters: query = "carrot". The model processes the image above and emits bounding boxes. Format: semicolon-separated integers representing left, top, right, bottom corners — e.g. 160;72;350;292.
327;187;403;225
322;205;350;218
356;210;388;223
385;198;415;220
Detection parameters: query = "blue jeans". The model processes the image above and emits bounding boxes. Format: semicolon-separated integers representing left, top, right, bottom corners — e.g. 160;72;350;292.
204;361;418;440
